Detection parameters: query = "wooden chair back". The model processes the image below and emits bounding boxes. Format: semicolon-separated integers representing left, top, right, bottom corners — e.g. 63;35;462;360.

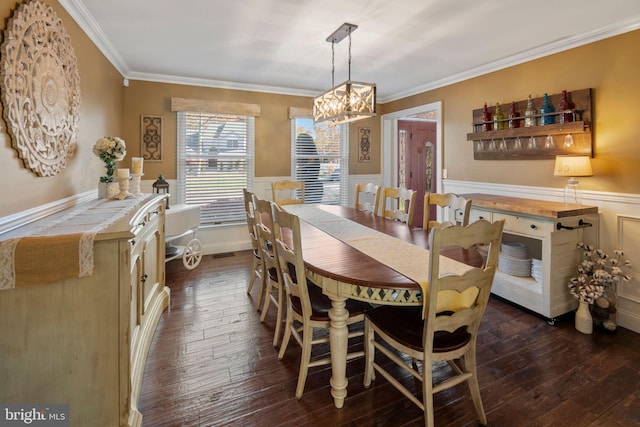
379;187;417;225
253;196;285;346
272;205;311;321
272;180;304;205
354;183;381;214
423;193;472;232
243;188;265;303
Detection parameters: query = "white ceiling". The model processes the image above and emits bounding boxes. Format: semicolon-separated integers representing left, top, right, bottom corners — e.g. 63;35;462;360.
61;0;640;103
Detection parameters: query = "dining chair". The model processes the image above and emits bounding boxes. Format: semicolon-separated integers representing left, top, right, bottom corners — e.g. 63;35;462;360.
272;180;305;205
242;189;265;309
379;186;417;225
253;196;286;347
272;203;373;398
423;192;472;232
354;182;381;214
363;219;505;427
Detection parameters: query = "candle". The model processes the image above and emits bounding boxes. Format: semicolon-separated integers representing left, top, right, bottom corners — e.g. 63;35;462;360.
116;168;130;179
131;157;143;174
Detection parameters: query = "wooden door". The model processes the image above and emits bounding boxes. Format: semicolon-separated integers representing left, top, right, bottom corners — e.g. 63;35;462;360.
398;120;437;227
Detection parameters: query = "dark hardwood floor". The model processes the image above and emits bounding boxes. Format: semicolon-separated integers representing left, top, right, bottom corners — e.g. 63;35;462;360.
139;250;640;427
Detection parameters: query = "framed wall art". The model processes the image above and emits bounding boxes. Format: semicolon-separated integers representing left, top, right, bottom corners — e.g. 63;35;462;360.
358;127;371;163
141;115;163;162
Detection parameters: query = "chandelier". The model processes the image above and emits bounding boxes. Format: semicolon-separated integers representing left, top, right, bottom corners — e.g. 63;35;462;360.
313;23;376;124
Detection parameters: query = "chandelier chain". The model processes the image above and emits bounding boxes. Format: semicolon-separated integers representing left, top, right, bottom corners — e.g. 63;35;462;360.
348;30;352;81
331;40;335;88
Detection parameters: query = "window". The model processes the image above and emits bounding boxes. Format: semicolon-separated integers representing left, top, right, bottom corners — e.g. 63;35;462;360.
177;111;254;225
291;118;348;205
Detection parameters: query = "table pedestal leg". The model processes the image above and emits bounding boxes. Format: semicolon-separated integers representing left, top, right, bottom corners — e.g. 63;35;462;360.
328;295;349;408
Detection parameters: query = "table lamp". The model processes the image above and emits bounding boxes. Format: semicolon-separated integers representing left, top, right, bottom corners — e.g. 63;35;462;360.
554;155;593;204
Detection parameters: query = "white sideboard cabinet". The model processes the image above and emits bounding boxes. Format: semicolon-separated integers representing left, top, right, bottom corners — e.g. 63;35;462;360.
463;194;599;323
0;195;169;426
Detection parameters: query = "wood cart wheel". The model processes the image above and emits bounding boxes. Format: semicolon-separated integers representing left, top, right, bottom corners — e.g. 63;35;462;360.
183;239;202;270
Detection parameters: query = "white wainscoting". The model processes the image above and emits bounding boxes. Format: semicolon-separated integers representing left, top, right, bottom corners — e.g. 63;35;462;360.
444;179;640;333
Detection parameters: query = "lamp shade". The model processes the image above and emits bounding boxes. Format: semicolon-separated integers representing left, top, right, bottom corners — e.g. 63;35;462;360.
554;155;593;177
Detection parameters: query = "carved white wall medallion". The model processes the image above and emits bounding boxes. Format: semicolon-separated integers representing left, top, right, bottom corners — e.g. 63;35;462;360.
1;0;81;177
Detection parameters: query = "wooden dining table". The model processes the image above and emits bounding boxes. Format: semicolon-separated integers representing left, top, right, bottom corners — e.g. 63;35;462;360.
282;204;482;408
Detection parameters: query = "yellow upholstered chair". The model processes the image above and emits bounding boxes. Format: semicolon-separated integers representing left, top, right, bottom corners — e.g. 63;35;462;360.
423;193;472;232
272;204;372;398
253;196;285;347
242;189;264;309
272;180;304;205
354;183;381;214
379;186;417;225
363;219;504;427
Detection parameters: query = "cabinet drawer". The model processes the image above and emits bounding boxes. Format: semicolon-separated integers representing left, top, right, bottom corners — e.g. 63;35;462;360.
470;208;491;223
493;212;548;237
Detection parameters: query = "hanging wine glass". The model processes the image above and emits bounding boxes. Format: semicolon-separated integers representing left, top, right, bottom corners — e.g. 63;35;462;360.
513;137;523;150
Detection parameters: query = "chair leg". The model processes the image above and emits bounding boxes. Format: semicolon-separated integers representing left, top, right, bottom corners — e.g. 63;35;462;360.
463;353;487;426
363;318;375;387
295;324;313;399
273;283;284;347
259;278;272;322
247;256;259;294
255;263;266;312
278;306;293;360
421;360;435;427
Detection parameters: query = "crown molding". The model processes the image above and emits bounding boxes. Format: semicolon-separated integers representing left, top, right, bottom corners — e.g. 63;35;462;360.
58;0;130;76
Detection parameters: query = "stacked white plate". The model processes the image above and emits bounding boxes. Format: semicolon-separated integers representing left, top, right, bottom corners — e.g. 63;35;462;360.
531;258;543;282
499;242;531;277
500;242;528;258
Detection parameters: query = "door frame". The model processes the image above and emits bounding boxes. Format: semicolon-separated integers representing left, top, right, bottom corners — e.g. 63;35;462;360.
380;101;443;192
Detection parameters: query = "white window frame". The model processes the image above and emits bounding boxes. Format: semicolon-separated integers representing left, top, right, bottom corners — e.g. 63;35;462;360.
176;111;255;226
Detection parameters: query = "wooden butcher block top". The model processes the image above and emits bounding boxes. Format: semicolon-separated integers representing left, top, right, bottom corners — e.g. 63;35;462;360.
461;193;598;219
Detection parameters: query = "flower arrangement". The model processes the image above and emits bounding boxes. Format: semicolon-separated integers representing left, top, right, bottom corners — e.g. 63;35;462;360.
568;242;632;304
93;136;126;182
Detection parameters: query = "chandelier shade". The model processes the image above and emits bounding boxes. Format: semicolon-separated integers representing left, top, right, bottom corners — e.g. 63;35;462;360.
313;23;376;124
313;80;376;124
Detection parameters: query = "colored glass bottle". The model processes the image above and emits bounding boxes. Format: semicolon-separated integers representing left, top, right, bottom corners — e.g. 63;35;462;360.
524;95;536;127
482;102;492;131
540;93;555;125
559;90;574;124
494;102;506;130
508;101;521;128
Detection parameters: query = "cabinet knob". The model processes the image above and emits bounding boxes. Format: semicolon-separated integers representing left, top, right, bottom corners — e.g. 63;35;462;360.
130;239;136;245
141;273;148;282
138;220;147;227
478;216;484;220
530;224;537;229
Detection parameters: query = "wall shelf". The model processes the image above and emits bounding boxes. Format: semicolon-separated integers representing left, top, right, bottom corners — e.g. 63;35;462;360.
467;88;592;160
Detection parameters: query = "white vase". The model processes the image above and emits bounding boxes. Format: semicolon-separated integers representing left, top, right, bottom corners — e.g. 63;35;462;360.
575;300;593;334
98;182;119;199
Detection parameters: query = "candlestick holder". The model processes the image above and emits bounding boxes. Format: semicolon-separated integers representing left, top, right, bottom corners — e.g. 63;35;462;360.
113;176;133;200
131;173;144;197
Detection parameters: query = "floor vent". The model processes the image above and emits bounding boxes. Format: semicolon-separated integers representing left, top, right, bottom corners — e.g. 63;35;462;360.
212;252;235;259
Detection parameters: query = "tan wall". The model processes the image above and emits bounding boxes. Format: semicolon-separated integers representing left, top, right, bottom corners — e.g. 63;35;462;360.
382;30;640;195
0;0;124;218
122;81;381;181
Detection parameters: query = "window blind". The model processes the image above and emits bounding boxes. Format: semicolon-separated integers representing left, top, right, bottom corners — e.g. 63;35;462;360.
177;111;254;225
